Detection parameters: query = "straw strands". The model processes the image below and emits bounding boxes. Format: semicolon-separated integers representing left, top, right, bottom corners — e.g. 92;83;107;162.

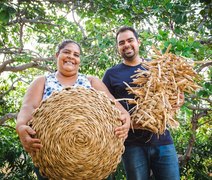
127;45;201;135
29;87;124;180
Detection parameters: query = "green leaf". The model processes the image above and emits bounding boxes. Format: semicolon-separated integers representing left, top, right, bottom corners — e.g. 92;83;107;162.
0;4;16;24
0;9;9;23
203;82;212;91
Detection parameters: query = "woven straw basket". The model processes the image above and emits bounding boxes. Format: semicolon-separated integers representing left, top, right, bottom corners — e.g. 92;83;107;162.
30;87;124;180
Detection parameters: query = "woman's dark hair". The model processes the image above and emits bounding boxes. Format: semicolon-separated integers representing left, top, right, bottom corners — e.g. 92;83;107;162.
115;26;138;42
56;40;82;54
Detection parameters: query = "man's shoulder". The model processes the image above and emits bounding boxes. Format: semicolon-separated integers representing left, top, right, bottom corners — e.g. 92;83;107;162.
106;63;123;72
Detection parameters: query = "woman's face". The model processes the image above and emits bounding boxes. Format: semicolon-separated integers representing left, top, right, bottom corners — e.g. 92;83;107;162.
56;43;81;76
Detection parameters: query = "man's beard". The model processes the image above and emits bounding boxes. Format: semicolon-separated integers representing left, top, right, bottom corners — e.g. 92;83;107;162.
121;52;135;61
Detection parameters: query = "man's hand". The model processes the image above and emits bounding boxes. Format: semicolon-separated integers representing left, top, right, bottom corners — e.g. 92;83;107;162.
114;113;130;140
16;125;42;154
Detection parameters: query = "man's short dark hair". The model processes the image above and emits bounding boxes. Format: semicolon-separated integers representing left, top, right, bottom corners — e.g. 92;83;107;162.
116;26;138;42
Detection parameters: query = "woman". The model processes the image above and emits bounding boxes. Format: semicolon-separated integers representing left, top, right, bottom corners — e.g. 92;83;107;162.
16;40;130;179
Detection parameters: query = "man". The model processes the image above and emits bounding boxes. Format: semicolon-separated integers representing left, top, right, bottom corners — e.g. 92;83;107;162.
103;26;181;180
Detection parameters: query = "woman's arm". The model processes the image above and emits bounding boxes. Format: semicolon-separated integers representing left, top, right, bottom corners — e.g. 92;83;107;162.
16;76;45;153
88;76;130;140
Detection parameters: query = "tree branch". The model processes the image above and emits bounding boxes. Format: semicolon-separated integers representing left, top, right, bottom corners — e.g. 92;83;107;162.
45;0;73;3
0;57;55;74
19;23;24;52
0;113;18;125
71;8;87;39
193;3;210;40
187;94;212;105
8;17;58;26
196;61;212;73
179;110;208;166
201;97;212;105
3;62;54;73
0;78;22;98
186;104;211;111
0;59;14;73
0;48;24;54
198;38;212;45
0;47;53;58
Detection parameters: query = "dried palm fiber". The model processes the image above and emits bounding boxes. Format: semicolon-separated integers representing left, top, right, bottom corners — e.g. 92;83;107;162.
29;87;124;180
127;45;201;135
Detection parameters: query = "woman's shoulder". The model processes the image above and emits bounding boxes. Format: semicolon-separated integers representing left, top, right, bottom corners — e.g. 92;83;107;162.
86;75;101;85
27;75;46;91
32;75;46;84
87;75;99;81
78;73;86;77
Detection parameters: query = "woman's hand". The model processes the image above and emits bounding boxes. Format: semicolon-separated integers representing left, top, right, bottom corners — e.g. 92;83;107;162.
88;76;131;140
16;125;42;154
114;113;130;140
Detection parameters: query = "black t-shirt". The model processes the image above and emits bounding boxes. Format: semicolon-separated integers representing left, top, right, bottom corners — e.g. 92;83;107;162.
103;63;173;146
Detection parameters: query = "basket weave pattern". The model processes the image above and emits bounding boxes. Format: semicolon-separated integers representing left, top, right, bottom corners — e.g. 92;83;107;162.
30;87;124;180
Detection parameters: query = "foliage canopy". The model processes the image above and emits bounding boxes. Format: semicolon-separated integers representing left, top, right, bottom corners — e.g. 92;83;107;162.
0;0;211;179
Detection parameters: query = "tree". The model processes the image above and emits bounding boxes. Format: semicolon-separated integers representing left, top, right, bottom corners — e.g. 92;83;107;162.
0;0;211;179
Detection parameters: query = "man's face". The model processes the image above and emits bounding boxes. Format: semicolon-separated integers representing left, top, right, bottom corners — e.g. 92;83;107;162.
117;30;140;61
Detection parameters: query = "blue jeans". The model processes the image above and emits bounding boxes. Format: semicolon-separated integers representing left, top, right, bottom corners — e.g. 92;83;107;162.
122;144;180;180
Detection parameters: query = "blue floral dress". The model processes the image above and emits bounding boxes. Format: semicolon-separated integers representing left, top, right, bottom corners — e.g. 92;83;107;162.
43;73;91;100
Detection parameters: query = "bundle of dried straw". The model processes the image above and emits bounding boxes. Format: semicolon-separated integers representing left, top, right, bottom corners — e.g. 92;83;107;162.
127;45;200;135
